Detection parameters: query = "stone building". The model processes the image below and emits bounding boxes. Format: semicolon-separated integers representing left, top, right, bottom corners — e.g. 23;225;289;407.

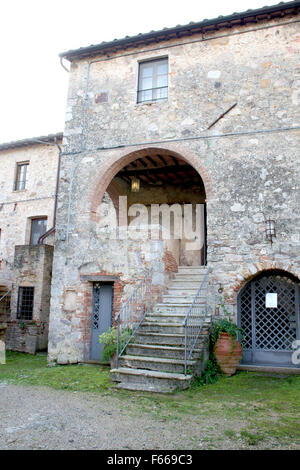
1;1;300;390
0;134;62;353
47;1;300;389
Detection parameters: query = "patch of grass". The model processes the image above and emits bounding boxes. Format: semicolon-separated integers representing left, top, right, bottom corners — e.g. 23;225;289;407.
224;429;237;439
240;430;265;446
224;429;265;446
192;356;220;386
120;370;300;447
0;351;112;392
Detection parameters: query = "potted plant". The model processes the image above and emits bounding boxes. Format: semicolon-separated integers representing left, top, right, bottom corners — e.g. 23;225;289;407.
210;316;243;377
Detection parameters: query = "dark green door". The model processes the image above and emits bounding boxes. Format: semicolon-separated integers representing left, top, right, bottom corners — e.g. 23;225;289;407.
90;283;113;361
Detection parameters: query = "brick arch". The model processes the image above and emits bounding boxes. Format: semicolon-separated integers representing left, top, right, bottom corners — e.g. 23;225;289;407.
90;181;122;224
89;143;213;218
233;262;300;298
106;180;123;215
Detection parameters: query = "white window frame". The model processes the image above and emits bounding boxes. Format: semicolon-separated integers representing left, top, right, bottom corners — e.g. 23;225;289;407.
14;161;29;191
29;217;47;245
137;58;168;103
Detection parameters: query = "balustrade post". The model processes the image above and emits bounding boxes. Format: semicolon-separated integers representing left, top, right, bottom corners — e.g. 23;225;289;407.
116;316;120;369
184;323;187;375
113;267;157;364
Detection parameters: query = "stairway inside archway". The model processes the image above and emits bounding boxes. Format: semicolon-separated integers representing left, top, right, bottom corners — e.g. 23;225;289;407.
110;266;210;392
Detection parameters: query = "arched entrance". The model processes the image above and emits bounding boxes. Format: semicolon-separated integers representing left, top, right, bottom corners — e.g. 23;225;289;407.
86;147;208;360
238;270;300;367
96;148;207;265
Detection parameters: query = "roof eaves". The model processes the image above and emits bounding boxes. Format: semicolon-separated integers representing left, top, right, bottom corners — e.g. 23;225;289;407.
0;132;63;152
59;1;300;61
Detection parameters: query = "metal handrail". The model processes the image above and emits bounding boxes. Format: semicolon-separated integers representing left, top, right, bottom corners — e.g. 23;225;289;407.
0;288;13;304
0;287;12;320
183;267;211;374
116;267;154;368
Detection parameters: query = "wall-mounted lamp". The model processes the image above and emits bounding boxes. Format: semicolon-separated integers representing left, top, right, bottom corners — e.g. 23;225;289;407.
265;218;276;245
131;176;140;192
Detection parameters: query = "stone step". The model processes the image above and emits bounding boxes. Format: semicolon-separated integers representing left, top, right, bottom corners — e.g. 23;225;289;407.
169;280;206;288
173;274;207;282
167;288;204;296
177;266;207;274
178;265;207;269
119;355;195;374
147;312;187;321
110;367;192;393
126;343;204;360
113;383;172;392
139;322;186;334
140;321;210;334
153;303;207;315
146;312;211;321
162;295;206;303
134;331;208;346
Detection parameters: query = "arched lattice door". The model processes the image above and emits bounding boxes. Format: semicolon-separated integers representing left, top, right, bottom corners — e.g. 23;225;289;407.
238;271;300;367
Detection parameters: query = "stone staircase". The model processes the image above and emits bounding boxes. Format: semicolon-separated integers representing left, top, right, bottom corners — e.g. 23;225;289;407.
110;266;210;393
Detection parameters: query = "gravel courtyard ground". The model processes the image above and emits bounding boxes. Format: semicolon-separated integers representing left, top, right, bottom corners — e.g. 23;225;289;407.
0;383;202;450
0;382;298;450
0;352;299;450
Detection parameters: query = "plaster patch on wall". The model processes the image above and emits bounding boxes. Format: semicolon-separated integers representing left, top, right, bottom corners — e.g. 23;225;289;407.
63;290;77;312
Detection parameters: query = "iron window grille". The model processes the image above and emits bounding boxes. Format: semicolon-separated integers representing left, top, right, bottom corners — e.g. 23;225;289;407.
17;286;34;320
15;162;29;191
137;58;168;103
30;218;47;245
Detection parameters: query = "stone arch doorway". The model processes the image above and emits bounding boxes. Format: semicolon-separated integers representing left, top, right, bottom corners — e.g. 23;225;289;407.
238;270;300;367
93;147;208;266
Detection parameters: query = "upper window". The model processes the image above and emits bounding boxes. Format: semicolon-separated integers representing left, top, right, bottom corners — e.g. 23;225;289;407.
137;58;168;103
15;162;29;191
30;218;47;245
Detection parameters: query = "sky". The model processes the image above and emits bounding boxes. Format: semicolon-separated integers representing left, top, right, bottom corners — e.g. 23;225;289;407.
0;0;280;144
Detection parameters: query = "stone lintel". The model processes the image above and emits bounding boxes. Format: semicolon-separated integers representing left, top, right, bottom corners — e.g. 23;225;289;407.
80;275;119;282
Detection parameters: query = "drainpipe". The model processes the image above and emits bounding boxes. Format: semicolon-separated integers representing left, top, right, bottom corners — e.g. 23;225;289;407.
38;139;62;244
38;56;70;245
60;57;70;73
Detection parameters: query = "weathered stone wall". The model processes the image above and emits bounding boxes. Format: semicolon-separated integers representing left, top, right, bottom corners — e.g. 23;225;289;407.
0;141;60;352
0;143;59;288
62;16;300;154
6;244;54;353
48;226;173;364
48;14;300;362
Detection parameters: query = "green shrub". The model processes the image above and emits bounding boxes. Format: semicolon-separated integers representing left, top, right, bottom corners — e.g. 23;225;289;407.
193;355;220;386
99;326;132;362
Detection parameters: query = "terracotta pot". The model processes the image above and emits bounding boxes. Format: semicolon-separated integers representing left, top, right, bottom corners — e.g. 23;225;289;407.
214;332;242;376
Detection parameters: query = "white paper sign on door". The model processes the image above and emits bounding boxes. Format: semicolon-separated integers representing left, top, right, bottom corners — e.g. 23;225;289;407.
266;293;277;308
